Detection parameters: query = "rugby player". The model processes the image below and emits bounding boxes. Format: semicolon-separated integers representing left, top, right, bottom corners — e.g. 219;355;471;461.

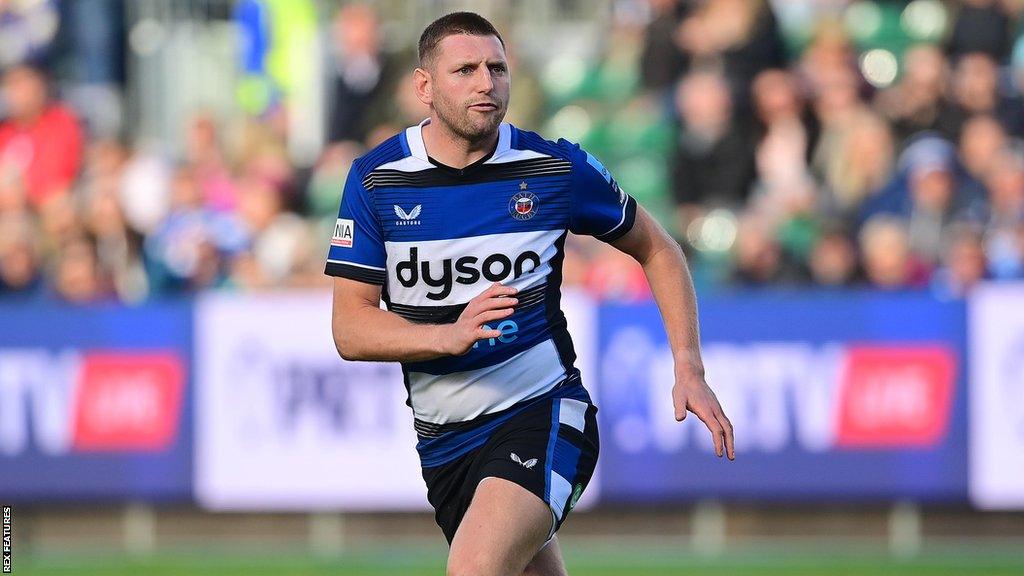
328;12;735;576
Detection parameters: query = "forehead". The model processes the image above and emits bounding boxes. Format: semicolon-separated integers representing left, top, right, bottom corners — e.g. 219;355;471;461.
434;33;506;65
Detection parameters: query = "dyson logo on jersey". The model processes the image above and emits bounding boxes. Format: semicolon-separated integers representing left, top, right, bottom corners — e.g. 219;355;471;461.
396;247;541;301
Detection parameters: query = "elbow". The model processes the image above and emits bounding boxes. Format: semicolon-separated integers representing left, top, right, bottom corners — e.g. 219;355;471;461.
333;329;362;362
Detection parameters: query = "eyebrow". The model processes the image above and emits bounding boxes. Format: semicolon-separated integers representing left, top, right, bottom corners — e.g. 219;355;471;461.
452;59;507;68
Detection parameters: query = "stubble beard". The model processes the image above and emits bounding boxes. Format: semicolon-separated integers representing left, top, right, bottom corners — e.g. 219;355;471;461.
433;92;506;145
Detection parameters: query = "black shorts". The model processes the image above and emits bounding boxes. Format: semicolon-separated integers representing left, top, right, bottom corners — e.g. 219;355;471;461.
419;382;599;544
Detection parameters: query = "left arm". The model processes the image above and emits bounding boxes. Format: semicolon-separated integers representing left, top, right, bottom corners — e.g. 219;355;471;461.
611;206;735;460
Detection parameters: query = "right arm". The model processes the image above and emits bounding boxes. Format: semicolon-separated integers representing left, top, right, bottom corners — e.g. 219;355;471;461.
331;277;519;362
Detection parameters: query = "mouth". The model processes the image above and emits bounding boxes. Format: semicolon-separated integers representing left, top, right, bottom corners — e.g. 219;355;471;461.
468;102;499;112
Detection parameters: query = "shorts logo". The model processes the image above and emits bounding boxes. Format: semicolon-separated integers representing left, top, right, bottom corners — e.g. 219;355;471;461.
331;219;354;248
569;483;583;510
614;181;626;205
509;188;538;221
510;452;537;469
394;204;422;226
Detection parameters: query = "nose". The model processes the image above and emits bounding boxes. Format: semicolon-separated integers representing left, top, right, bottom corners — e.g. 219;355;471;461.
475;66;494;93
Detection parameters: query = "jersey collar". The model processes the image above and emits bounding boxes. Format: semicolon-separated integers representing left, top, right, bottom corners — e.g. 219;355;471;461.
406;117;511;163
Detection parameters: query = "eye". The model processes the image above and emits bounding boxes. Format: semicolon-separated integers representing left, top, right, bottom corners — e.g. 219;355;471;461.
490;64;507;75
458;66;473;75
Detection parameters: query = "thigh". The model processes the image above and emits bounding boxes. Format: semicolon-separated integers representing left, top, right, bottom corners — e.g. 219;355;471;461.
447;477;553;576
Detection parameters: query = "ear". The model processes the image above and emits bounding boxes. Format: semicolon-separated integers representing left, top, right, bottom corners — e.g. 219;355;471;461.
413;67;433;107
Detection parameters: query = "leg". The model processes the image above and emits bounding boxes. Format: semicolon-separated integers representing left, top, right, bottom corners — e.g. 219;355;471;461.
446;477;557;576
523;536;568;576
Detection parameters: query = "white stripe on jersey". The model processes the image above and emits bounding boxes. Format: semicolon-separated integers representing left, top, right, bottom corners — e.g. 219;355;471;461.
408;338;566;424
488;147;551;164
325;259;386;271
384;230;562;306
374;155;434;173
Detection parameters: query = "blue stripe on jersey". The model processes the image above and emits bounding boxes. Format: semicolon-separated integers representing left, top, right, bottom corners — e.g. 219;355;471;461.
355;135;406;175
403;299;552;375
398;130;411;157
372;176;571;242
551;433;583;485
417;377;590;468
543;400;561;503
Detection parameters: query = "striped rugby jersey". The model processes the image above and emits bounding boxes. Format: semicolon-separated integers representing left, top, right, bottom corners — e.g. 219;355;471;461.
325;119;637;457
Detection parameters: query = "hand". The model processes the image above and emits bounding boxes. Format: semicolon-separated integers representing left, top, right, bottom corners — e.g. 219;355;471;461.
443;283;518;356
673;369;735;460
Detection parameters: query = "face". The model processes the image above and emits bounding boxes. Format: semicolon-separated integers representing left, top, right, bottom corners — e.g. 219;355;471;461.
416;34;509;142
1;67;47;121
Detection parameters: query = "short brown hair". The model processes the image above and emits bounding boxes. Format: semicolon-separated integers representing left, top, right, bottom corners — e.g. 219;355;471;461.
418;12;504;67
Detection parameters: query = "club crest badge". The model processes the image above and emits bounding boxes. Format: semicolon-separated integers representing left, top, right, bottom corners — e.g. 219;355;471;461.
509;183;538;220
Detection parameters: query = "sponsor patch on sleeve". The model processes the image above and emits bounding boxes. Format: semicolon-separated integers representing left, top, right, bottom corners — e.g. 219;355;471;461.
331;218;355;248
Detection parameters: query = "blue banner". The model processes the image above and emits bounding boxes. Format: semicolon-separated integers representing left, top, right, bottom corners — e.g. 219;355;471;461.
594;290;968;503
0;301;192;502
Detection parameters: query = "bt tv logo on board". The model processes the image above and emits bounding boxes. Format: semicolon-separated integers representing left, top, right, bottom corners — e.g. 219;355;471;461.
600;331;957;455
0;350;184;456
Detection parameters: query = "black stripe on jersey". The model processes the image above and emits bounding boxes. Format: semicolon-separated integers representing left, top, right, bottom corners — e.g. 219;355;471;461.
543;231;578;373
362;157;571;190
389;283;547;324
325;261;386;285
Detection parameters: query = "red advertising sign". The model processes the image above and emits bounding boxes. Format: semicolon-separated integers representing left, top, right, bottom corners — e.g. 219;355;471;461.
72;353;185;451
835;346;955;449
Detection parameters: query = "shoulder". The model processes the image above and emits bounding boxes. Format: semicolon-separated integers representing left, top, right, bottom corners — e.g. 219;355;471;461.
350;132;409;178
510;126;591;163
511;126;611;180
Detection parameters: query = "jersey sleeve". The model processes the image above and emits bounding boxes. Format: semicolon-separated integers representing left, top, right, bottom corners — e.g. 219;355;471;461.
324;168;387;285
568;144;638;242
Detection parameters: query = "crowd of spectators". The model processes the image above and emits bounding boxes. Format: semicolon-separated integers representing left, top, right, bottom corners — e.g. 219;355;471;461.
2;0;1024;304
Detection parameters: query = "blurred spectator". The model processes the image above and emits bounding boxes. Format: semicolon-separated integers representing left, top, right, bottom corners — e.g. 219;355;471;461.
936;52;1024;139
639;0;687;95
959;114;1007;199
861;135;985;265
185;112;238;212
807;224;861;287
748;69;818;240
0;211;42;296
946;0;1014;63
730;210;806;286
751;69;818;164
676;0;786;109
326;3;398;144
82;184;147;303
51;235;112;303
0;0;58;69
144;166;245;293
306;141;361;219
816;109;894;223
670;70;756;236
235;174;312;285
982;143;1024;279
875;44;948;145
858;215;929;289
931;222;989;298
798;19;856;94
37;192;82;254
0;63;83;209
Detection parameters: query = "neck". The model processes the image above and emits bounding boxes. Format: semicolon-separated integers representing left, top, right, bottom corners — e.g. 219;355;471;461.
421;117;498;168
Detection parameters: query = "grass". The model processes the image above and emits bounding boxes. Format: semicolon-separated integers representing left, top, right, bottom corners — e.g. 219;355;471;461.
12;545;1024;576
